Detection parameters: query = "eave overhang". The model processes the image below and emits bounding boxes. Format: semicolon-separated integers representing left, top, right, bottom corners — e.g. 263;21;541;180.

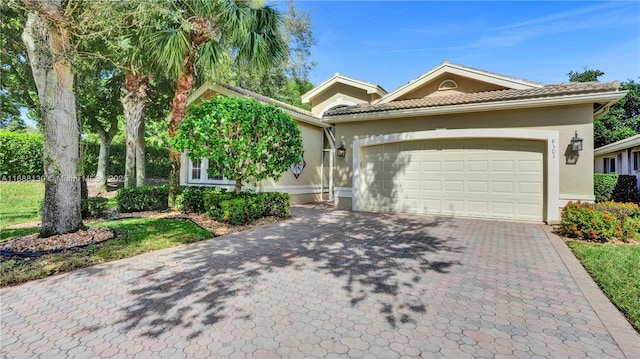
324;91;626;124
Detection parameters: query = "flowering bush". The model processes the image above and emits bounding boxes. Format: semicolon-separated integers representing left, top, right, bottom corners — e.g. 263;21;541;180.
561;201;640;242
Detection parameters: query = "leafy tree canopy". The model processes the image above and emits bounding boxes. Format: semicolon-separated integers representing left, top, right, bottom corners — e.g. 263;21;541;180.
172;96;303;193
568;67;604;82
568;67;639;147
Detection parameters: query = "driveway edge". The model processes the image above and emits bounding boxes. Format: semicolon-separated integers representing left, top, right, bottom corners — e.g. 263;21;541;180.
541;225;640;359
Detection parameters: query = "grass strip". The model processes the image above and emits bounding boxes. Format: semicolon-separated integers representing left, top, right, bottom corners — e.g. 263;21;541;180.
0;217;212;287
567;241;640;332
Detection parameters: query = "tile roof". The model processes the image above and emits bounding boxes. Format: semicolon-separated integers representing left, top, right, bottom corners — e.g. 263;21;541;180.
324;81;620;117
221;83;317;118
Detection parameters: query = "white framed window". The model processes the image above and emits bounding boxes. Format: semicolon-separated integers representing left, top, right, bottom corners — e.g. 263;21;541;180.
189;158;202;180
603;157;616;173
188;157;233;184
633;151;640;171
207;159;223;180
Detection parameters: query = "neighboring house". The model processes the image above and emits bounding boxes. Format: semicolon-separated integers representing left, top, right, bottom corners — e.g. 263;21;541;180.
184;61;626;223
594;134;640;191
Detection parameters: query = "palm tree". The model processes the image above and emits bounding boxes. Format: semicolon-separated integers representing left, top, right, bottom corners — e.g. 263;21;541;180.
144;0;286;206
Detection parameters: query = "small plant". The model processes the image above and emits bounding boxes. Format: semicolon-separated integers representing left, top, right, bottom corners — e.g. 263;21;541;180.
81;197;109;218
116;185;169;213
561;201;640;242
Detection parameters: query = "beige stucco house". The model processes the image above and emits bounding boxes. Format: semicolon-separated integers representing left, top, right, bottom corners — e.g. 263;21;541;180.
182;61;626;223
594;134;640;190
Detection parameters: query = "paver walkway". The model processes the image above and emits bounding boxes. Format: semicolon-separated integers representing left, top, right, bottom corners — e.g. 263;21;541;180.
1;205;638;358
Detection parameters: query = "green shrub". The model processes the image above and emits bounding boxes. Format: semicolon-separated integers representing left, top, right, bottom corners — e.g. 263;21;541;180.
261;192;291;218
204;190;290;224
82;140;170;178
116;185;169;213
0;132;43;177
176;186;223;213
0;132;170;178
561;201;640;242
613;175;639;203
594;174;618;202
594;174;639;203
81;197;109;218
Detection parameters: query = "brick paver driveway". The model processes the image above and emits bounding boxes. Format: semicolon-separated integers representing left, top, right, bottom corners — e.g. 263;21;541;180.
2;205;638;358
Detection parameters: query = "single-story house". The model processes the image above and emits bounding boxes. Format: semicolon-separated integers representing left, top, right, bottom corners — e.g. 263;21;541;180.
182;61;626;223
594;134;640;191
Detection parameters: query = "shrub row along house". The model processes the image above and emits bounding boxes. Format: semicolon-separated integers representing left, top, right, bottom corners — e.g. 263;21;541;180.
181;61;626;224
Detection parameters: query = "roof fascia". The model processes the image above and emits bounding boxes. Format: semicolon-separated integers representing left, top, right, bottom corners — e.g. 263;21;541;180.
594;135;640;155
187;83;330;128
326;91;626;124
376;63;542;105
301;74;386;104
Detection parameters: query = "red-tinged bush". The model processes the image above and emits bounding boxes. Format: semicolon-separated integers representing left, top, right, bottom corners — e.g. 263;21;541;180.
561;201;640;242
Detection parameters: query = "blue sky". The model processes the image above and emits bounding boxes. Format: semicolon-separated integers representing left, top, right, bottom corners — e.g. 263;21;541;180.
287;1;640;91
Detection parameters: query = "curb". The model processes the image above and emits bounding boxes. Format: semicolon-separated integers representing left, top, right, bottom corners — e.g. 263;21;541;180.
541;225;640;359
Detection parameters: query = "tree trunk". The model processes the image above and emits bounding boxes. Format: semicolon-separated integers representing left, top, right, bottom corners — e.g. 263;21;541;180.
168;54;196;207
235;179;242;194
136;120;145;187
122;71;149;188
95;129;111;191
22;7;84;237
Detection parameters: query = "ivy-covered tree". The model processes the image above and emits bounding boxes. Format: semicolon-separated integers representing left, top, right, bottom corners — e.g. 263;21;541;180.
172;96;303;194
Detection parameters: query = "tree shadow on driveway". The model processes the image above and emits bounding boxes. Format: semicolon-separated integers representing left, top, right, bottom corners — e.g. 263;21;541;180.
117;205;464;339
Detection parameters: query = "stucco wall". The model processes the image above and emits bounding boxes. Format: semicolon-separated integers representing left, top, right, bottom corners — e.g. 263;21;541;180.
332;104;595;210
260;121;325;197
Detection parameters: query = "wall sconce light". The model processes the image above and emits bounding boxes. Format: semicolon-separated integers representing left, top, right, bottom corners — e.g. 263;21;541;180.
570;131;583;152
337;142;346;157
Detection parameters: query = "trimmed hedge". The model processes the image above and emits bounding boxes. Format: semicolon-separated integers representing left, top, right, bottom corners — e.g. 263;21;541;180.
176;186;221;213
0;132;43;177
203;190;290;225
561;201;640;242
116;184;169;213
81;197;109;218
594;174;638;203
0;131;170;178
82;141;170;178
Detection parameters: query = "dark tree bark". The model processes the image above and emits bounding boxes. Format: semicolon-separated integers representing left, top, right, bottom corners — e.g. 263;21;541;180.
168;54;195;207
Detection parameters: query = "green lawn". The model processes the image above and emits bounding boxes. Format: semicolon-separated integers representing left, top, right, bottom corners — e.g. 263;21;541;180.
0;182;44;227
567;241;640;332
1;217;212;286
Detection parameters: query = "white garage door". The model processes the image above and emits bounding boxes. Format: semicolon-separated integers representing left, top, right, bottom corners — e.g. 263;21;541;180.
359;139;544;221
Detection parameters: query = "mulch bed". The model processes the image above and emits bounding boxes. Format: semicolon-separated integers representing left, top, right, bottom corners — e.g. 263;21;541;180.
1;211;281;257
0;227;116;257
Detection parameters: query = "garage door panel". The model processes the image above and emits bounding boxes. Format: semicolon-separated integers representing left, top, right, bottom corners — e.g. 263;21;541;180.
423;180;441;191
468;160;489;172
444;161;464;172
468;201;489;215
492;181;515;194
444;180;464;192
519;182;542;195
492;160;515;172
360;139;544;222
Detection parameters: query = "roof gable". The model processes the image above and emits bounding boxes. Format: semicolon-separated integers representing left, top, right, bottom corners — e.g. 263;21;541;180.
187;83;329;128
301;73;387;105
376;61;543;104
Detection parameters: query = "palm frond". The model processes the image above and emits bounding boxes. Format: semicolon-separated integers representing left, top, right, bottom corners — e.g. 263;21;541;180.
146;28;191;79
